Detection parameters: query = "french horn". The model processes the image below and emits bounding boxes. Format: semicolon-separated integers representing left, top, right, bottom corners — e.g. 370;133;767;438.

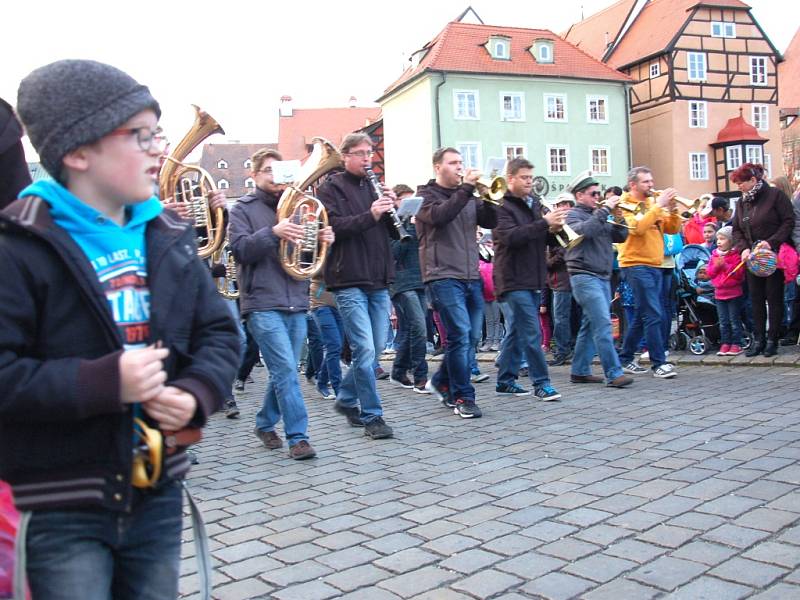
276;137;342;280
158;105;226;259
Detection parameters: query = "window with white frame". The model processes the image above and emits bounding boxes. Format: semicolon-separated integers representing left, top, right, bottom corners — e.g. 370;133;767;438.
689;153;709;180
689;101;707;128
547;146;570;175
244;177;255;189
590;147;610;175
454;90;479;119
500;92;525;121
750;56;767;86
650;62;660;78
726;146;742;171
710;22;736;38
687;52;707;81
244;159;252;169
746;145;763;165
217;159;228;169
544;94;567;121
218;178;230;189
752;104;769;130
492;39;509;59
503;144;527;161
457;143;481;169
587;96;608;123
535;41;554;63
764;154;772;178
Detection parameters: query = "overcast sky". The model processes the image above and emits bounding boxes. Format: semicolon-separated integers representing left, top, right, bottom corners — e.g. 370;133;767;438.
2;0;796;159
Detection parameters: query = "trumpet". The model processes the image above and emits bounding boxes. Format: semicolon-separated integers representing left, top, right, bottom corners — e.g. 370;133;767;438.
474;176;507;206
541;198;583;249
652;190;701;217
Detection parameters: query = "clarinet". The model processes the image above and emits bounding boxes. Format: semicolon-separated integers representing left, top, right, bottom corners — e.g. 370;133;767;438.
365;168;411;242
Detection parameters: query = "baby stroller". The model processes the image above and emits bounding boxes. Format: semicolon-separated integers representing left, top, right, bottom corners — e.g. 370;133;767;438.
671;244;751;354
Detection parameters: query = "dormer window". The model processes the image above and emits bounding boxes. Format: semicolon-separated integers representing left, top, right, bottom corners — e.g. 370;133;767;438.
218;179;229;189
217;159;228;169
487;36;511;60
531;39;554;64
244;159;252;169
244;177;255;189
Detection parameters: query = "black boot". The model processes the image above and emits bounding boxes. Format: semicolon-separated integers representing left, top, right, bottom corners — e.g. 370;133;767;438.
746;339;765;357
763;340;778;357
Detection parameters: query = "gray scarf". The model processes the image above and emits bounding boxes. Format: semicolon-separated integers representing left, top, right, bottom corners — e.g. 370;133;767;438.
743;178;764;204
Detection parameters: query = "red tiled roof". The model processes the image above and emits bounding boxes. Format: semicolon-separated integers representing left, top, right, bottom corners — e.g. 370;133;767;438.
562;0;638;61
779;27;800;109
608;0;751;69
381;22;631;100
278;107;381;160
713;111;768;144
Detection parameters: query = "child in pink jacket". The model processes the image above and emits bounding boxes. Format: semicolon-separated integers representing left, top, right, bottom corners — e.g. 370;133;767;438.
706;226;746;355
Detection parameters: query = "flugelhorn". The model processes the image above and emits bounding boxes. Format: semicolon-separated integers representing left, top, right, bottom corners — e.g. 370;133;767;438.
365;167;411;242
474;176;507;206
276;137;341;280
541;198;583;249
158;105;226;259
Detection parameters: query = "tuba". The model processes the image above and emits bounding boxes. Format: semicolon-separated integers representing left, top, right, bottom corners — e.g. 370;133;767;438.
159;105;226;259
276;137;342;280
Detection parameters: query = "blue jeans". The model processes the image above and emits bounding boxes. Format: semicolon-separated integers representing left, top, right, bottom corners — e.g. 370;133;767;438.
247;310;309;445
334;287;390;423
619;266;666;368
497;300;528;369
427;279;484;401
311;306;344;394
305;313;325;382
26;481;182;600
497;290;551;388
716;295;744;346
660;268;676;352
570;274;624;382
392;289;429;382
551;290;573;357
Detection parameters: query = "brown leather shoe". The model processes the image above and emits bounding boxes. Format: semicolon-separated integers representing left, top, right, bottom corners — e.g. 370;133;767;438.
607;375;634;388
570;374;604;384
288;440;317;460
254;427;283;449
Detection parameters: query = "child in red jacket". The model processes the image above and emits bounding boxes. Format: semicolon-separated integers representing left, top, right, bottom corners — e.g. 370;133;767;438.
706;226;746;355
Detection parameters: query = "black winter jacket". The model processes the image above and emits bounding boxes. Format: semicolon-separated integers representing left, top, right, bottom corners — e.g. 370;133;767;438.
492;193;553;296
317;170;395;291
416;180;497;282
0;98;32;209
228;187;310;314
732;183;795;253
0;197;239;512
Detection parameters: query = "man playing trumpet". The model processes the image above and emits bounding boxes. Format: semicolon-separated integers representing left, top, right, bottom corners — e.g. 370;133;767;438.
616;166;682;378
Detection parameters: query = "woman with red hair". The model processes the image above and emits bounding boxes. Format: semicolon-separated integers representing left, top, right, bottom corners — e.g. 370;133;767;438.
730;163;795;356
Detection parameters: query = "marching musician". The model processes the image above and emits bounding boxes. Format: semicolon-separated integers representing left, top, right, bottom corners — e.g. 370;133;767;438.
416;147;497;418
492;157;565;402
615;166;682;379
317;132;396;440
564;171;633;388
229;148;332;459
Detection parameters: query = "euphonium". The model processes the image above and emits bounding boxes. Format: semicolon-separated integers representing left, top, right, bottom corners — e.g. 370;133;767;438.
159;105;226;259
276;137;342;280
210;243;239;300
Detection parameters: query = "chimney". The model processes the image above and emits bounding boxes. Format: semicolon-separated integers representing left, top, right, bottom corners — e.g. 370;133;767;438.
279;95;293;117
348;96;357;108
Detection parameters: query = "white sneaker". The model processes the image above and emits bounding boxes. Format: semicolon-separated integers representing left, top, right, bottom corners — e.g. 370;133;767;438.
653;363;677;379
640;351;650;361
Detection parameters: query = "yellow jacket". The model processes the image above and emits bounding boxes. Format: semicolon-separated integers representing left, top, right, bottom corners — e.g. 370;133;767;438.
617;192;682;268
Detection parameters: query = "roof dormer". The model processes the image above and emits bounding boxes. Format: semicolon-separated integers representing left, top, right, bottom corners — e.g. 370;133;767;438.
484;35;511;61
531;39;554;64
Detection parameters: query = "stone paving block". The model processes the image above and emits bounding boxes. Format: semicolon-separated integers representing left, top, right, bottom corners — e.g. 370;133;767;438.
323;564;394;592
520;571;595;600
377;565;460;597
315;545;382;570
703;523;772;548
373;547;440;574
636;524;698;548
537;537;601;561
421;533;481;556
735;507;800;532
262;526;322;549
587;493;649;514
213;524;271;546
450;569;523;598
637;494;703;516
208;577;273;600
356;517;416;537
607;509;668;531
743;541;800;569
667;576;752;599
271;579;340;600
364;532;423;555
749;583;800;599
482;532;544;556
582;577;660;599
573;523;631;546
495;551;566;579
695;494;763;517
338;587;402;600
605;539;668;563
667;510;727;531
312;514;370;534
670;540;740;566
440;547;504;573
675;477;745;499
456;519;519;541
407;519;464;540
314;530;372;550
562;552;637;583
709;556;788;587
408;590;472;600
217;555;284;580
778;525;800;545
498;505;561;527
261;559;334;587
211;540;273;565
270;541;328;564
629;555;708;591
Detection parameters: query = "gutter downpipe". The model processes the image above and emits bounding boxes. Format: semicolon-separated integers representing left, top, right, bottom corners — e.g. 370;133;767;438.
433;70;447;148
624;83;633;169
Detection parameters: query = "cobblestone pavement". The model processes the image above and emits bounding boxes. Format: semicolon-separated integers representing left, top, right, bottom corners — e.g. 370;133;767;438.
180;358;800;599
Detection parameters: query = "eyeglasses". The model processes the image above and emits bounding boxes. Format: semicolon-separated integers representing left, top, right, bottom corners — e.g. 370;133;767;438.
107;127;169;153
257;167;273;174
590;191;602;197
345;151;373;159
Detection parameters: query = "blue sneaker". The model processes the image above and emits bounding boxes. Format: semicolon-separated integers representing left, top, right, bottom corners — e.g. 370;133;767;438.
534;385;562;402
496;382;531;396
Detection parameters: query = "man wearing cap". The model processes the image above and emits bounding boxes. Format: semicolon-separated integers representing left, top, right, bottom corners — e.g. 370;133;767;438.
492;157;568;401
685;196;731;244
564;171;633;388
546;192;577;367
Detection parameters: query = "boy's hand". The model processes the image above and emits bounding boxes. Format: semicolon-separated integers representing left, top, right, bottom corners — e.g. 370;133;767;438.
207;190;227;212
162;201;191;220
143;386;197;430
119;346;169;404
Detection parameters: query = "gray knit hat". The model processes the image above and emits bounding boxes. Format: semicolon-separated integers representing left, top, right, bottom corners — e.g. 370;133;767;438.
716;225;733;241
17;59;161;182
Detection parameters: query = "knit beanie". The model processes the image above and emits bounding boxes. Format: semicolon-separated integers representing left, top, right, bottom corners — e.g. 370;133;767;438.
17;60;161;182
716;225;733;242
